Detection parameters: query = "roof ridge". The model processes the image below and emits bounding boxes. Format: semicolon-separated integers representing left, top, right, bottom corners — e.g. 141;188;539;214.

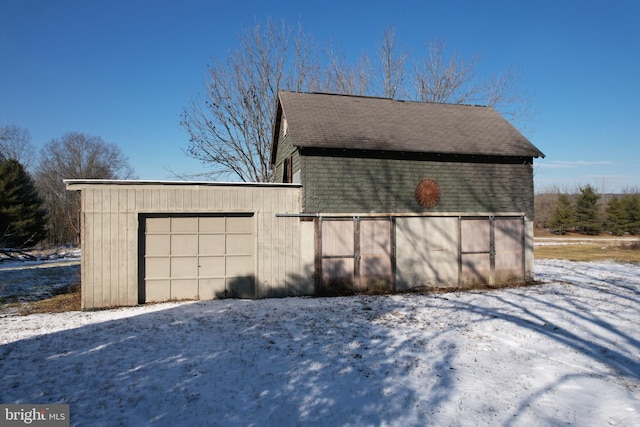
280;90;491;109
274;90;544;159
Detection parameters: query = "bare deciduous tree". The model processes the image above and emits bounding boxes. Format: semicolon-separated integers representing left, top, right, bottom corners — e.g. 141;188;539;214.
377;27;407;99
534;191;559;229
35;132;136;245
323;41;372;96
0;124;35;169
414;40;481;104
181;20;532;182
180;19;318;182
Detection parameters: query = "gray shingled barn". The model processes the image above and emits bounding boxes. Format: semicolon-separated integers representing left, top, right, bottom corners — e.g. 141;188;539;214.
66;91;544;309
271;91;544;294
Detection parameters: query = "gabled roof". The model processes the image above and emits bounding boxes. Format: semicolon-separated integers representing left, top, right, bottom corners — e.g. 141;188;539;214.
271;91;544;164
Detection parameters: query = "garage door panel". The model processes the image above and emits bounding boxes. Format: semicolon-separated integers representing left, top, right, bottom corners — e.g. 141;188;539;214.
146;257;170;279
172;217;198;232
170;279;198;300
226;216;253;233
226;255;254;277
199;278;226;299
226;234;252;254
171;257;198;278
146;280;170;302
199;217;225;233
146;235;170;256
199;256;225;277
171;234;198;255
199;234;225;255
146;218;170;233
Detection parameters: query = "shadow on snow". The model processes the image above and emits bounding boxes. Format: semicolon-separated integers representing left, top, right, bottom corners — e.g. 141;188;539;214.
0;261;639;425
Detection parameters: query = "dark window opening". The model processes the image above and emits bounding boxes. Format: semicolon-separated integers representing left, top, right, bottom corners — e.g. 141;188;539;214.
283;155;293;183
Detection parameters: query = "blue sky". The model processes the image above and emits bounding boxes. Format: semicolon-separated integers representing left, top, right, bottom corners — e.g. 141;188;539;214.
1;0;639;193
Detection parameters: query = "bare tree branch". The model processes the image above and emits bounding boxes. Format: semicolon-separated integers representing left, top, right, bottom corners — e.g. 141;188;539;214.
181;22;534;182
181;18;303;182
323;40;371;96
34;132;136;245
413;39;482;104
0;124;35;169
377;27;407;99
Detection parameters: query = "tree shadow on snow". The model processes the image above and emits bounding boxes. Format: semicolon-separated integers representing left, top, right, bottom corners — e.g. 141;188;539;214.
438;262;640;425
0;298;460;426
1;262;638;426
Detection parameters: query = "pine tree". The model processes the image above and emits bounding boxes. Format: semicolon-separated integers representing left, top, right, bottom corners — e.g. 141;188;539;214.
605;196;628;235
548;194;575;234
574;185;602;235
622;194;640;235
0;159;47;248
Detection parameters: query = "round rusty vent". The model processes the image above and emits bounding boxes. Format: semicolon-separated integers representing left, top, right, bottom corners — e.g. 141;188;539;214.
415;178;441;208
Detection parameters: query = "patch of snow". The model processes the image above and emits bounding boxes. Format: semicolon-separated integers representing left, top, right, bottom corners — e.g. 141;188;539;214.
0;247;81;270
0;249;81;308
0;260;639;426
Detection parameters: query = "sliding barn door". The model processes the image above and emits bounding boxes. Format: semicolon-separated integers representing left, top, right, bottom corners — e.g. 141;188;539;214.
460;217;524;286
317;218;393;294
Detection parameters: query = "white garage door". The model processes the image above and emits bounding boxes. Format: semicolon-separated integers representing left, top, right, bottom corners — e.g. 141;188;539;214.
144;215;254;302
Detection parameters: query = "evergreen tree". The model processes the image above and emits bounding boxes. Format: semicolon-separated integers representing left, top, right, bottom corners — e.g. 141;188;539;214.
0;159;47;248
605;196;628;235
574;185;602;235
622;194;640;235
548;194;575;234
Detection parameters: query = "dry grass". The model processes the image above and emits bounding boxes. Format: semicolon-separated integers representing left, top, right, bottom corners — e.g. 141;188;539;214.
535;242;640;263
12;285;81;316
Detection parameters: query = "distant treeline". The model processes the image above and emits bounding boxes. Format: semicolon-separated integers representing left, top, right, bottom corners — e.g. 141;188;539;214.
535;185;640;235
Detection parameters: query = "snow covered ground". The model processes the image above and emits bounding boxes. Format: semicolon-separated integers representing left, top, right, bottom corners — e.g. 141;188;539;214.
0;248;81;305
1;259;639;426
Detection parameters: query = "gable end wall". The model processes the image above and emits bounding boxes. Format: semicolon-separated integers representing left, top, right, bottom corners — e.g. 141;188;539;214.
273;116;300;183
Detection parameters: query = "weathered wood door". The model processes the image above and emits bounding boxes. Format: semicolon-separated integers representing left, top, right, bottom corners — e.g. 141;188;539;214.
494;218;524;283
460;217;524;286
317;217;393;294
359;219;393;291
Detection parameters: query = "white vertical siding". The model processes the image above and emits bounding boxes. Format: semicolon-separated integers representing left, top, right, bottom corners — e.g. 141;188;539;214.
524;220;535;281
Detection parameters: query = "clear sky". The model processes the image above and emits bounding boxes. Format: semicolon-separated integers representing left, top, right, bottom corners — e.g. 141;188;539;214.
2;0;639;193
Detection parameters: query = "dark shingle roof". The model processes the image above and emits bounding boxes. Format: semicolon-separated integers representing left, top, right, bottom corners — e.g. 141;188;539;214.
273;91;544;160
